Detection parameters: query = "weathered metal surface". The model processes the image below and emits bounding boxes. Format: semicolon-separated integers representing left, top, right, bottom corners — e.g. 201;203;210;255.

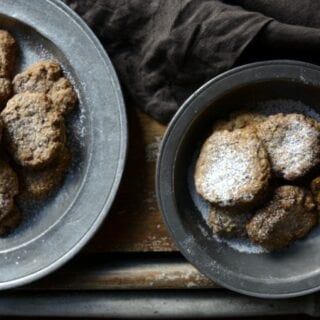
0;0;127;290
0;290;318;318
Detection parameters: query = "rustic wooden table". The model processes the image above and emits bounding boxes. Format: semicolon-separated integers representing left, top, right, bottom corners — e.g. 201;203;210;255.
25;105;215;291
2;106;319;319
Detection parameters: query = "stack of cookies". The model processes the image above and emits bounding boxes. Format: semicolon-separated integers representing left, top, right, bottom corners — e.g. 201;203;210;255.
195;111;320;250
0;30;77;235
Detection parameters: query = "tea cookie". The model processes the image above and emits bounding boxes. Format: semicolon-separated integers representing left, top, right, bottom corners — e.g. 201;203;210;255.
214;112;266;132
0;158;19;221
194;128;271;207
209;206;252;238
0;30;16;107
13;60;77;115
256;113;320;180
0;206;21;236
247;186;318;250
0;30;16;78
311;176;320;212
1;93;66;169
0;78;12;108
18;147;70;198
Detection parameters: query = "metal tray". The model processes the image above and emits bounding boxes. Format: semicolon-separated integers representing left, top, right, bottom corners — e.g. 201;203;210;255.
0;0;127;289
157;60;320;298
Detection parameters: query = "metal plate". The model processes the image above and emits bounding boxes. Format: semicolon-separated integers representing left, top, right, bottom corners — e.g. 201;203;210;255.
157;60;320;298
0;0;127;289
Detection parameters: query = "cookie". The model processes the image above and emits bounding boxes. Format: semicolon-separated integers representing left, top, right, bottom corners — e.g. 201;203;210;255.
256;113;320;180
13;60;77;115
49;77;78;115
247;186;318;250
0;158;19;221
194;128;271;207
311;176;320;212
0;30;16;108
0;206;21;236
0;78;12;108
0;30;16;78
18;147;70;198
1;93;66;169
213;112;266;132
209;206;253;238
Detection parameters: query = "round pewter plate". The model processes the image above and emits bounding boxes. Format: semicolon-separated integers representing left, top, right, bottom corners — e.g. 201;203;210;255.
0;0;127;289
157;60;320;298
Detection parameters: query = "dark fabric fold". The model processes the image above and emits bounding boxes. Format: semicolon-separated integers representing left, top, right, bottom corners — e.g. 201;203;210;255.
64;0;320;123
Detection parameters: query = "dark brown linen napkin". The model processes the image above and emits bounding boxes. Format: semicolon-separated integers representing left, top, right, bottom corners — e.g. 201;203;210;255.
64;0;320;123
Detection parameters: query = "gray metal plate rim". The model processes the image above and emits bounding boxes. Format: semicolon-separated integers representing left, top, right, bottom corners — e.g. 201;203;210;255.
157;60;320;299
0;0;127;289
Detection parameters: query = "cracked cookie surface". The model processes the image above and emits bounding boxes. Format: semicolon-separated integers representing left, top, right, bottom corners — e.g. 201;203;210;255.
209;206;253;238
213;112;266;132
256;113;320;180
13;60;77;115
18;147;70;198
194;127;271;207
1;92;66;169
247;186;318;249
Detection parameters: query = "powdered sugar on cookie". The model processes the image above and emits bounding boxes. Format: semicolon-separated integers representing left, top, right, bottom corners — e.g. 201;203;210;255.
194;128;271;207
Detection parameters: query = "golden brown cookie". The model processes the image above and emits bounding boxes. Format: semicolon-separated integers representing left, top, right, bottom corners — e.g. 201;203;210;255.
194;128;271;207
18;147;70;198
49;77;77;114
0;30;16;78
0;78;12;108
209;206;252;238
0;158;19;221
256;113;320;180
0;206;21;236
0;30;16;108
246;186;318;250
1;93;66;169
213;112;266;132
13;60;77;115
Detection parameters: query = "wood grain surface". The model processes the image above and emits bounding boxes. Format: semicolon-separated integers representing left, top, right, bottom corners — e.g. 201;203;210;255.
85;106;176;252
23;254;216;290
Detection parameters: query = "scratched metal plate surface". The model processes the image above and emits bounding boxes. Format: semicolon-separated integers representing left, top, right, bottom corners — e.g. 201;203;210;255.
0;0;127;289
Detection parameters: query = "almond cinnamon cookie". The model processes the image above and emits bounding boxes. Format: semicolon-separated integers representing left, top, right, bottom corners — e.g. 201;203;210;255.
256;113;320;180
0;30;16;78
13;60;77;115
18;147;70;198
0;30;16;107
0;78;12;108
213;112;266;132
0;206;21;236
194;128;271;207
0;158;19;221
247;186;318;250
1;93;66;169
209;206;253;238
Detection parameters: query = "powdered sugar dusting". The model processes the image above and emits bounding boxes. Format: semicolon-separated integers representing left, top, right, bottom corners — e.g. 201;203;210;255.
200;146;253;205
188;151;267;254
196;131;263;206
267;117;318;179
214;235;267;254
0;21;88;247
189;99;320;254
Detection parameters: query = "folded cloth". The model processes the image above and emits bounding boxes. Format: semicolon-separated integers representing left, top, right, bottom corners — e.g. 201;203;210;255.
64;0;320;123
